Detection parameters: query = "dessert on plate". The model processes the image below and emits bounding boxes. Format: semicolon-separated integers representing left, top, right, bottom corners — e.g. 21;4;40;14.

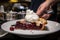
10;9;47;31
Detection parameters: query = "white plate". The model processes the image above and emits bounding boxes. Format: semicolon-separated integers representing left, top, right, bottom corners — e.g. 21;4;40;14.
1;20;60;36
0;29;8;37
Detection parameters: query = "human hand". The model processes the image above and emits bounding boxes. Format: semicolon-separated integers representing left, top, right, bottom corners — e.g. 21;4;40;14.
36;1;52;16
41;14;51;19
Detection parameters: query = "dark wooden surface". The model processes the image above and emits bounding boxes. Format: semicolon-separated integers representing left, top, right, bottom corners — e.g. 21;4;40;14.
0;30;60;40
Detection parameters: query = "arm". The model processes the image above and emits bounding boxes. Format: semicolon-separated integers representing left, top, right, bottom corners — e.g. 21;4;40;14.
36;0;56;15
36;0;56;19
46;0;56;6
46;0;57;3
46;0;55;3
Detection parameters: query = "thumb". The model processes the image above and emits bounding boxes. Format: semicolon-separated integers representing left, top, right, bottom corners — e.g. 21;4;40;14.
36;6;45;15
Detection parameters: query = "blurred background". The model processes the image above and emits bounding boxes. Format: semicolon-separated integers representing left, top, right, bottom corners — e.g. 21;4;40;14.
0;0;60;39
0;0;60;22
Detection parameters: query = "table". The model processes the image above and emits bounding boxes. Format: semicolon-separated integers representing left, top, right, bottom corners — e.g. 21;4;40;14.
0;31;60;40
0;30;60;40
0;20;60;40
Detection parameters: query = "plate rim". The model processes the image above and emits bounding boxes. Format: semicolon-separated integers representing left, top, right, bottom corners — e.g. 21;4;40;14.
0;29;8;37
1;20;60;35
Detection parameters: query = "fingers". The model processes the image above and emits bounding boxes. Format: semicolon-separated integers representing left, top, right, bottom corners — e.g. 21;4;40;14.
41;14;48;19
41;14;51;19
36;5;46;15
36;1;51;16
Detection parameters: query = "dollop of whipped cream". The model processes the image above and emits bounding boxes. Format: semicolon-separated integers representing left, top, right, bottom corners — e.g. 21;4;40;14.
25;9;39;22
